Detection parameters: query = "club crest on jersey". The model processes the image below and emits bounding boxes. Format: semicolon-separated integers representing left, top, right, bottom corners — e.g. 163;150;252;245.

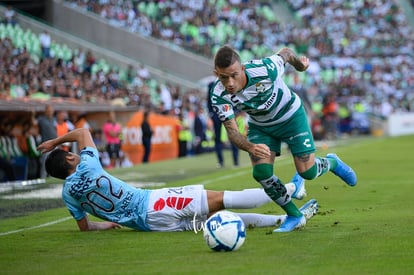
256;83;266;93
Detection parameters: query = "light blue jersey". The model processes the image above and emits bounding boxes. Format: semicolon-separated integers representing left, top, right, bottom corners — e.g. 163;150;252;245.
62;147;152;231
210;54;301;126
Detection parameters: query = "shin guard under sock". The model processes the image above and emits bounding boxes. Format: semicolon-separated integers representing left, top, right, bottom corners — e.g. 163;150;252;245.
253;163;301;217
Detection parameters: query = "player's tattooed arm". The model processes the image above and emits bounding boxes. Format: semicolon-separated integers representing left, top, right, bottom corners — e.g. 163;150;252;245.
277;47;309;72
223;119;251;152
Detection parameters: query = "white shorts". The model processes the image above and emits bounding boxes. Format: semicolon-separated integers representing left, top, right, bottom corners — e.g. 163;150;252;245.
146;185;209;231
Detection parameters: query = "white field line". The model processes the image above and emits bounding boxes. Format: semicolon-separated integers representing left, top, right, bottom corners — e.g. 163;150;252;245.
197;170;250;186
0;216;72;236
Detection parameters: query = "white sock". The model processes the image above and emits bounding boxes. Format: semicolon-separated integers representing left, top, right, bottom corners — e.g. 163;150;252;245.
285;182;295;197
223;188;273;209
235;212;286;228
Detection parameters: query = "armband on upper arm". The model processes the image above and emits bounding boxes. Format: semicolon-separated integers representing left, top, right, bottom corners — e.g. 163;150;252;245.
276;54;286;64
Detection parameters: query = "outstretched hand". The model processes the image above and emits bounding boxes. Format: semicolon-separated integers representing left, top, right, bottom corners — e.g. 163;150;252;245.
37;140;56;154
106;222;123;230
295;56;309;72
93;221;123;230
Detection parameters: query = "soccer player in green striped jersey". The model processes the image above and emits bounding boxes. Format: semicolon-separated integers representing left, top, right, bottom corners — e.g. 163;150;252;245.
209;45;357;233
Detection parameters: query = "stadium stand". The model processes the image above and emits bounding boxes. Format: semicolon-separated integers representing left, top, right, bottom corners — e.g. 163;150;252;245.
61;0;414;133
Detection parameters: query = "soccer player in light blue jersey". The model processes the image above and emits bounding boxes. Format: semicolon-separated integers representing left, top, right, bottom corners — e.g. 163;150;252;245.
210;45;357;233
37;128;318;232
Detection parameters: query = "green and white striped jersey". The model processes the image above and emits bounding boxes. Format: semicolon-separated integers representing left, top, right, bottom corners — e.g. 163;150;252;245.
209;54;301;127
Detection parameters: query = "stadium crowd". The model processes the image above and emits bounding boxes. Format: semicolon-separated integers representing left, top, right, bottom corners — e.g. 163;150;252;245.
64;0;414;119
2;0;414;181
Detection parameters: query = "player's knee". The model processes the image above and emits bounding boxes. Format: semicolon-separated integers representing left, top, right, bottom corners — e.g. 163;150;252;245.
252;163;274;181
298;164;318;180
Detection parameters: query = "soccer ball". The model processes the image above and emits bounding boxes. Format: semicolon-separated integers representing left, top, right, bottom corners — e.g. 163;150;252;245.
203;210;246;252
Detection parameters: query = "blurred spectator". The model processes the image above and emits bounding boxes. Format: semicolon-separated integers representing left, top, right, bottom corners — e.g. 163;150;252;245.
3;5;17;25
0;114;17;181
137;64;150;81
351;101;371;135
379;96;395;119
9;114;41;180
177;112;191;157
141;111;153;163
322;93;339;140
0;156;16;181
72;112;92;132
33;104;57;179
55;110;75;151
92;129;110;167
192;106;207;155
0;82;12;100
71;111;92;154
337;102;352;135
39;30;52;59
84;50;96;73
103;111;122;168
157;84;173;115
291;74;312;123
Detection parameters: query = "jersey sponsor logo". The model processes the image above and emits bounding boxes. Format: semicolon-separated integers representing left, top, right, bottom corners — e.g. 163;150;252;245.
230;94;242;104
153;197;193;211
259;92;276;110
210;94;219;104
290;131;309;140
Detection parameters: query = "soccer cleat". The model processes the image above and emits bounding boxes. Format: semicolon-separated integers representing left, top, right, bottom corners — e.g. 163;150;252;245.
291;172;307;200
273;215;306;233
326;153;357;186
299;199;318;220
273;199;318;233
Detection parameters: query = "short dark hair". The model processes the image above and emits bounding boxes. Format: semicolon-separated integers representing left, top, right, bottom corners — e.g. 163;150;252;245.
45;149;72;180
214;45;241;69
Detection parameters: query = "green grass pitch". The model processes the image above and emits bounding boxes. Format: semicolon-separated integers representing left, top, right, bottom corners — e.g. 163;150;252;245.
1;135;414;274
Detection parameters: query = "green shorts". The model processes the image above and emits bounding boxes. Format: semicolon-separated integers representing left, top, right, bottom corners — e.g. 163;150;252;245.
247;105;315;156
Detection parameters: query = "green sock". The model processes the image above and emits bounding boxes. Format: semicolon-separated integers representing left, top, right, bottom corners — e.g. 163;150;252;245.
281;201;302;217
327;157;337;171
